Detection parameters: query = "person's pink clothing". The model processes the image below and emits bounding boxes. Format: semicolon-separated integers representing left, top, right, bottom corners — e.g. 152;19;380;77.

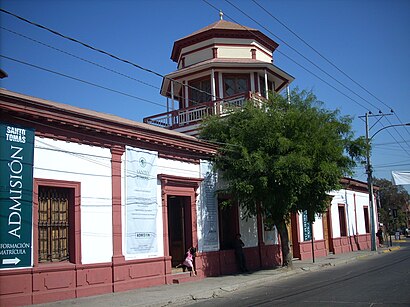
182;250;193;268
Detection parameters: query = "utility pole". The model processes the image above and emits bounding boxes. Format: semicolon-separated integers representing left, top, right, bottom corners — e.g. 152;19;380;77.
364;112;377;251
360;111;409;252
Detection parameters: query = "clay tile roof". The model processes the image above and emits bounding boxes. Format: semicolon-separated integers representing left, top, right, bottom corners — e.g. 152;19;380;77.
181;20;257;39
171;20;278;62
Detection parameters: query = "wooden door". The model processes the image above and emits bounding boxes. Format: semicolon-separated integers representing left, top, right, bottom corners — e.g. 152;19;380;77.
322;212;330;253
168;196;185;267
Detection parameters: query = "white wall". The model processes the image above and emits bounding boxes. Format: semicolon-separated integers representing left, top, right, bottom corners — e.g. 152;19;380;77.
239;206;258;248
297;212;324;242
184;48;213;67
218;46;251;59
329;189;375;238
179;38;273;68
33;137;113;264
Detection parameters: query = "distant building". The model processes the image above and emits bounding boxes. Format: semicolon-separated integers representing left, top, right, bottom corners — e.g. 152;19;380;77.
290;178;378;260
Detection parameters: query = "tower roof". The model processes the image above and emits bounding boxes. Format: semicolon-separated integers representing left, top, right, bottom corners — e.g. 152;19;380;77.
171;20;279;62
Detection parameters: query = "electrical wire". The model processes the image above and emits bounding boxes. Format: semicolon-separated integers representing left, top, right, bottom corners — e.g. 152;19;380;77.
248;0;410;155
0;8;220;101
222;0;381;112
201;0;370;112
0;54;166;108
0;26;161;91
384;116;410;154
214;0;410;162
0;26;201;107
251;0;395;113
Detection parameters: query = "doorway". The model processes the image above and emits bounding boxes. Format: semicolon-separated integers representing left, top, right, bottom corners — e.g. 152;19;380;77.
167;196;192;267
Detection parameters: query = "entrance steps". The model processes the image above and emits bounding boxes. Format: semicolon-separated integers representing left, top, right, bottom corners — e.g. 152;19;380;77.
171;267;198;284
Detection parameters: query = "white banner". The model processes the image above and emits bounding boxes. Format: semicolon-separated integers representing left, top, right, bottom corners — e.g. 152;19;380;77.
126;147;158;255
199;160;219;251
392;171;410;185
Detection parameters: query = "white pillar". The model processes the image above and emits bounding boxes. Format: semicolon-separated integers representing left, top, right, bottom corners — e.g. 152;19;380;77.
211;69;216;101
264;70;268;99
250;72;255;93
218;72;224;99
171;80;175;126
184;80;189;107
171;80;175;111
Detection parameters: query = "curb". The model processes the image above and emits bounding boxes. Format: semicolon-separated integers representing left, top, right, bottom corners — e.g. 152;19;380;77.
382;246;401;253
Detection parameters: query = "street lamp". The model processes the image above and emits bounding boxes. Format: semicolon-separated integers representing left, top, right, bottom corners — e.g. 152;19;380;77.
364;113;410;251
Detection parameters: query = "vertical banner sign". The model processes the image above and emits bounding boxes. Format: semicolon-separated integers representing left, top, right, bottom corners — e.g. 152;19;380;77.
302;210;312;241
0;123;35;269
199;160;219;251
125;147;158;255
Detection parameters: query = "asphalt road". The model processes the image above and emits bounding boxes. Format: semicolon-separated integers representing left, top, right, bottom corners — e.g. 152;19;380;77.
186;242;410;306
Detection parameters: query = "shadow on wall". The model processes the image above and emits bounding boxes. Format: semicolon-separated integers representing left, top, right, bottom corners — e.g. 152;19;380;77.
199;245;282;277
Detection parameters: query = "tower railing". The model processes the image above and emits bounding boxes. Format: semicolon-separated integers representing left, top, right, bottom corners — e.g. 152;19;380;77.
143;92;264;129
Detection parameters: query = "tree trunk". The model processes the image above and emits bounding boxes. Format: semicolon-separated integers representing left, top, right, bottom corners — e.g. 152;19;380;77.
277;218;293;268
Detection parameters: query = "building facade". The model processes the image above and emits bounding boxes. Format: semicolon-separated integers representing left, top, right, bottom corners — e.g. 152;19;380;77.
290;178;377;260
0;89;281;306
0;18;377;307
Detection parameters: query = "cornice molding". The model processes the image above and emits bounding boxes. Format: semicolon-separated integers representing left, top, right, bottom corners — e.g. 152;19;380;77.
0;89;218;159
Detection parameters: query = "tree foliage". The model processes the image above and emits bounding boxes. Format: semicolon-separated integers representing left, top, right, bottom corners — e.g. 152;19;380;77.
200;89;366;265
373;177;409;232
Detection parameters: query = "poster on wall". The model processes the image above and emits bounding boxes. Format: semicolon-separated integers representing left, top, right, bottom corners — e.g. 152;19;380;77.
199;160;219;251
125;146;158;255
0;123;35;269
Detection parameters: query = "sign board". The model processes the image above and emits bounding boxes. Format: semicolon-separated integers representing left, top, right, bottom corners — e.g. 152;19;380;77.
0;123;35;269
392;171;410;185
302;210;312;241
199;160;219;251
125;146;158;256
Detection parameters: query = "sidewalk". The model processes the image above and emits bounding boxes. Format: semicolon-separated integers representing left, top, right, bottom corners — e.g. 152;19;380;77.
38;244;403;307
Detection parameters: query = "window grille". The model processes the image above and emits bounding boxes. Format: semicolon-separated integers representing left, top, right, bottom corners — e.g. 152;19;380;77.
38;186;70;262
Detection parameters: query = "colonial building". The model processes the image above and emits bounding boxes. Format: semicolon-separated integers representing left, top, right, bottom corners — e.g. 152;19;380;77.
0;87;282;306
0;18;377;307
290;178;377;260
0;88;221;305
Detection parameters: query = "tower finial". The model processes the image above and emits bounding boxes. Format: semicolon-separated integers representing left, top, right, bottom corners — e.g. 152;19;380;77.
219;10;224;20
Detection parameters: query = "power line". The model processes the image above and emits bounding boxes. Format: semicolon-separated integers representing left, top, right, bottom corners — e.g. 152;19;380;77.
247;0;410;156
251;0;395;113
216;0;410;161
373;140;410;147
222;0;382;112
0;54;166;108
0;26;199;107
0;26;160;90
0;8;219;101
384;116;410;155
201;0;371;112
2;26;161;91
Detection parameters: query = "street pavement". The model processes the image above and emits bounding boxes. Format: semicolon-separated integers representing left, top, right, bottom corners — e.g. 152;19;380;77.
35;241;405;307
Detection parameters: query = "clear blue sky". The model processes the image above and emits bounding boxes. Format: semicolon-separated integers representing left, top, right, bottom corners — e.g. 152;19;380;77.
1;0;409;185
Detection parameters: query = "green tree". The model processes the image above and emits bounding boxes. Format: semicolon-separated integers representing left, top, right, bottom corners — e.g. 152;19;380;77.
200;89;366;267
373;178;409;233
